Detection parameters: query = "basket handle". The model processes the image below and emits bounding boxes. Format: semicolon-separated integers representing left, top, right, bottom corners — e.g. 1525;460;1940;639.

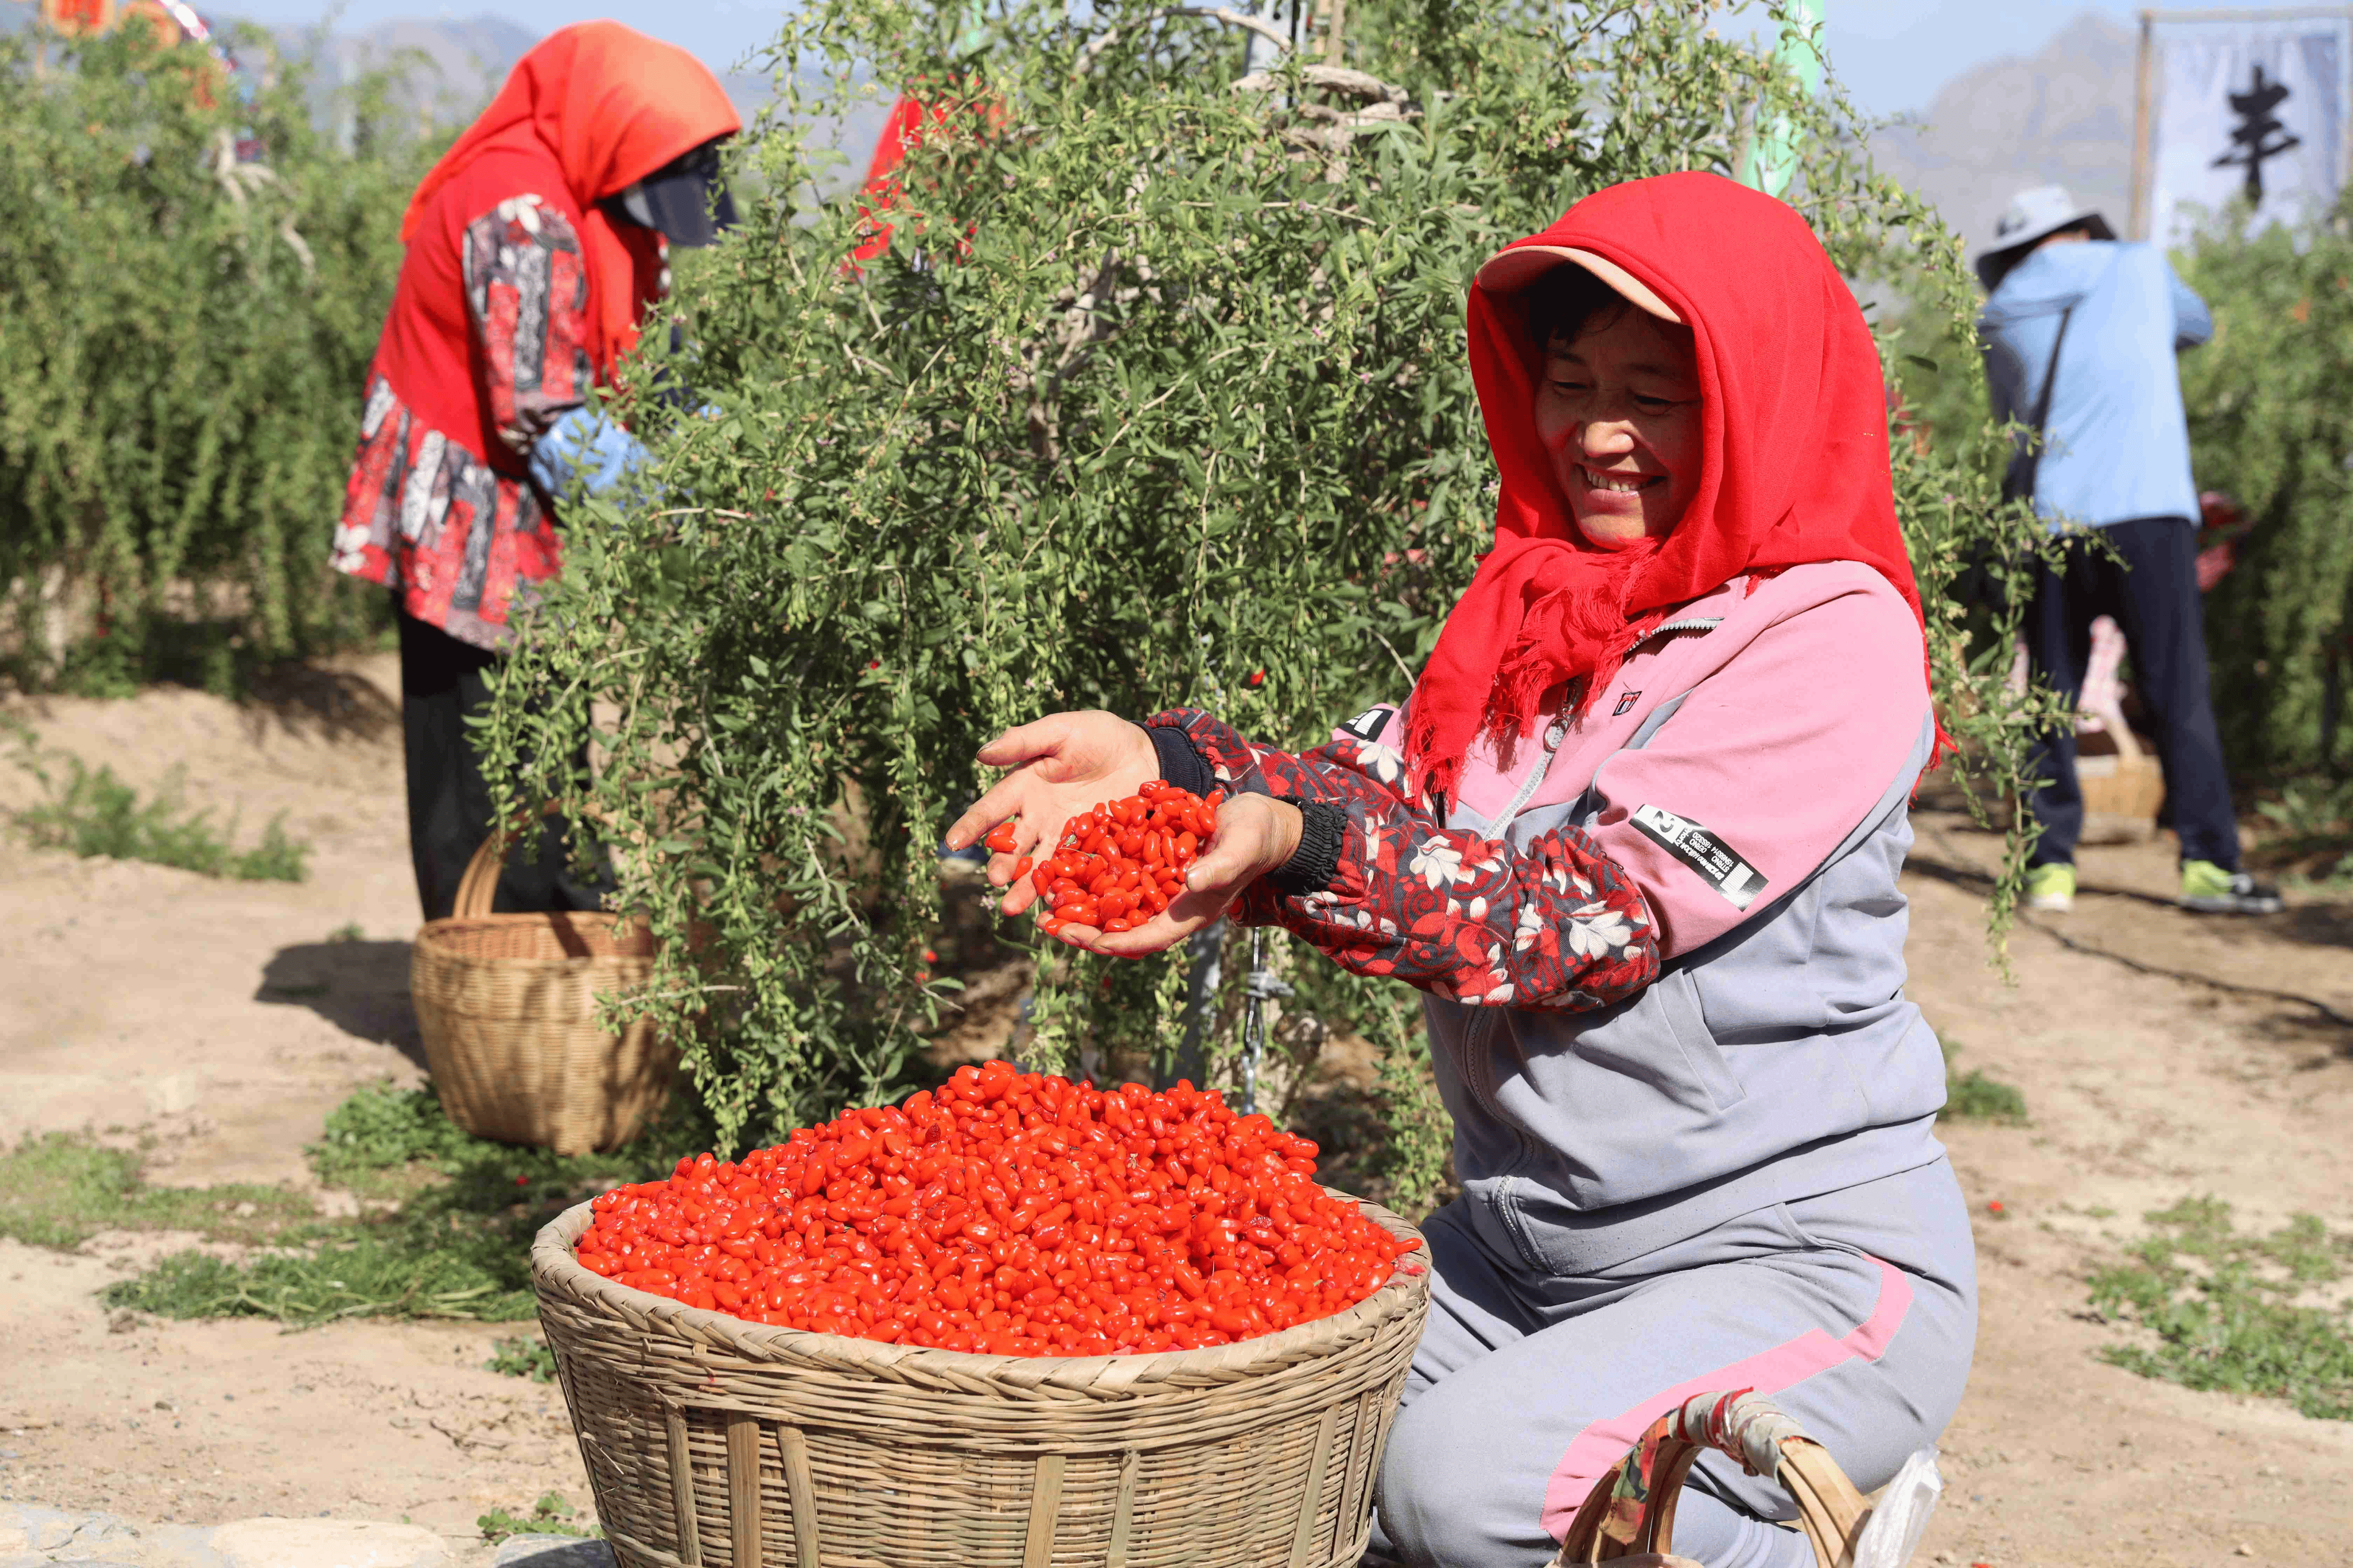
451;801;569;920
1551;1392;1870;1568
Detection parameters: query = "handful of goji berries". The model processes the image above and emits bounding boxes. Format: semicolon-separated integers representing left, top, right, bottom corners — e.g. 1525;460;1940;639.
573;1059;1419;1358
981;779;1223;936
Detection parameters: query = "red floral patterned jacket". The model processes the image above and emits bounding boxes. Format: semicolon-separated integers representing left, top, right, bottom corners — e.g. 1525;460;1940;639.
332;196;594;651
1145;708;1660;1012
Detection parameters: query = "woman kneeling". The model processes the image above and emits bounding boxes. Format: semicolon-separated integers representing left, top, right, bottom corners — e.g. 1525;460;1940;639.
950;172;1974;1568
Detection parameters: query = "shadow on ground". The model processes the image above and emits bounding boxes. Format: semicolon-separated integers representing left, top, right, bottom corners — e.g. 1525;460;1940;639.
255;939;424;1067
239;660;399;746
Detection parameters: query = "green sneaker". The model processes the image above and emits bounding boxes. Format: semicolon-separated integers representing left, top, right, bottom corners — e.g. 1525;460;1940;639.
2179;860;2282;915
2024;862;2075;914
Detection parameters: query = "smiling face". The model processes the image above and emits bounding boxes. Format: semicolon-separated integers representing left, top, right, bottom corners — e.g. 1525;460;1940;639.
1531;302;1704;548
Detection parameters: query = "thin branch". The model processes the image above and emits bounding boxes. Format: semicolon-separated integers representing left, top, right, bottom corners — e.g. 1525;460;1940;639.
1080;7;1291;71
1232;63;1408;105
1371;628;1418;689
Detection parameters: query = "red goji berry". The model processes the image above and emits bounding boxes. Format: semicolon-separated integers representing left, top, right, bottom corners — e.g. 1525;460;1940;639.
571;1064;1411;1359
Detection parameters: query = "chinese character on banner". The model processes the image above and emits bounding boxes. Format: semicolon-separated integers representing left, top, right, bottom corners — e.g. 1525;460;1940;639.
2137;12;2350;245
2212;63;2303;203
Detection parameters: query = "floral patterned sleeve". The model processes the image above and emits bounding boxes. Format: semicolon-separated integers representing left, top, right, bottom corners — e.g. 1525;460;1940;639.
1143;708;1660;1012
461;195;596;460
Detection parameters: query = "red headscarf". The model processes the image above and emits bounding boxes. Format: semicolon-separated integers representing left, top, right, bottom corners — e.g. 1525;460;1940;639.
398;21;740;382
1403;172;1933;807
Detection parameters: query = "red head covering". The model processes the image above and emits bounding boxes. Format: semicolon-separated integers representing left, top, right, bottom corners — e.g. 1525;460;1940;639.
1403;171;1932;806
399;21;740;380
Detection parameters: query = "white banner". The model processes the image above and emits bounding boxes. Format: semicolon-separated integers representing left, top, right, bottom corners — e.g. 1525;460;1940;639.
2148;21;2349;246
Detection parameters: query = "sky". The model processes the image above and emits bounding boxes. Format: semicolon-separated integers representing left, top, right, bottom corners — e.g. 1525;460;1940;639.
1818;0;2328;116
189;0;2345;111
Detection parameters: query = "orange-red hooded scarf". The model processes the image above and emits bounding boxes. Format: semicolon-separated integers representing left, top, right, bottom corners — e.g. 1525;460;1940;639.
374;21;738;463
1403;172;1937;809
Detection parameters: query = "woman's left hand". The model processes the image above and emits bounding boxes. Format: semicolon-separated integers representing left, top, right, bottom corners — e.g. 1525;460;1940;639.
1059;792;1304;958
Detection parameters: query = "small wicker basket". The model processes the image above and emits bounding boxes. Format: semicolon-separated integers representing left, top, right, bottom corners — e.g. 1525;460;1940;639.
531;1193;1431;1568
409;819;675;1155
2075;721;2167;842
1551;1391;1873;1567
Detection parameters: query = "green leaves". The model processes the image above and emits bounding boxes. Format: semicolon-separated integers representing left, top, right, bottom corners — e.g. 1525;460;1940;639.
0;27;435;684
2173;203;2353;779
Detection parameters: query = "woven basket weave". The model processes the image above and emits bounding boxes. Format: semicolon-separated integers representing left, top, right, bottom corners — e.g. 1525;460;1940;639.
409;819;675;1155
531;1193;1430;1568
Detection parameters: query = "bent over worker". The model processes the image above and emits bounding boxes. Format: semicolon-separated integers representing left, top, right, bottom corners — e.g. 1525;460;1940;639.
332;21;739;920
951;173;1975;1568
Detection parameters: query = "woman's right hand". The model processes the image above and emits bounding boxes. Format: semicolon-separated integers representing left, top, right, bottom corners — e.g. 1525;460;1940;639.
945;711;1160;917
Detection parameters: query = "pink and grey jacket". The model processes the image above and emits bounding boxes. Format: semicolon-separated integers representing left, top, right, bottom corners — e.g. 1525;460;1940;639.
1147;559;1948;1271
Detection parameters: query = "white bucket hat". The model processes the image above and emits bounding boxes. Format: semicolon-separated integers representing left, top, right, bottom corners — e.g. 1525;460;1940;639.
1975;185;2116;289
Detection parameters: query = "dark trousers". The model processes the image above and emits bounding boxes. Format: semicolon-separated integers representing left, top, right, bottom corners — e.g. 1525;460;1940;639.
397;606;615;922
2024;516;2240;869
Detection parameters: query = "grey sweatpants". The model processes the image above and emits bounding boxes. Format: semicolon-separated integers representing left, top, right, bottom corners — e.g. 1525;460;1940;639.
1368;1160;1977;1568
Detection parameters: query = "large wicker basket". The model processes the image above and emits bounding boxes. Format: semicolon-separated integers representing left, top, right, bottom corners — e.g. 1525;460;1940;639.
531;1193;1430;1568
409;821;675;1154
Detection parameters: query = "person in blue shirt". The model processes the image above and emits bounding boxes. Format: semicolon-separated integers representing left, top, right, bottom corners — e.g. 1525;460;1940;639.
1976;185;2279;916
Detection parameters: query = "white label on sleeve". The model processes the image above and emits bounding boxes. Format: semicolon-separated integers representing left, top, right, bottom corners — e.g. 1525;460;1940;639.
1630;803;1764;911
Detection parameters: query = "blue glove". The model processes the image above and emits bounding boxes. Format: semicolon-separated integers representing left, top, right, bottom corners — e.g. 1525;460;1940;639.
529;406;652;500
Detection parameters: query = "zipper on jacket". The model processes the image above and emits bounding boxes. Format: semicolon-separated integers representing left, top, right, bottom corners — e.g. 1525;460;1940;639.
1460;971;1554;1189
1492;712;1574;833
1494;618;1720;828
1462;609;1729;1257
1460;1007;1495;1109
1631;614;1723;650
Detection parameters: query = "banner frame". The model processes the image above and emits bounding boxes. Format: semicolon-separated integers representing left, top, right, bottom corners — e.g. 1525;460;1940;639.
2131;4;2353;239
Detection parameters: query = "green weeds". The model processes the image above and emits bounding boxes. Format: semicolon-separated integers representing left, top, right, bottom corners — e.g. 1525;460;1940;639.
2254;780;2353;887
104;1224;540;1324
2090;1197;2353;1420
304;1080;490;1198
1939;1042;2028;1124
487;1335;559;1382
0;1133;314;1249
478;1493;598;1544
5;722;309;882
1945;1067;2029;1123
99;1083;709;1327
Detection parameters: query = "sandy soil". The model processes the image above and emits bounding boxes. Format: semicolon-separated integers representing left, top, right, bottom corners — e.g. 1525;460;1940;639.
2;669;2351;1563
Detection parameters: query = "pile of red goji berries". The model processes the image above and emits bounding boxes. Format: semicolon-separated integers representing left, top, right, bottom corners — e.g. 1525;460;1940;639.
982;780;1222;936
573;1060;1418;1357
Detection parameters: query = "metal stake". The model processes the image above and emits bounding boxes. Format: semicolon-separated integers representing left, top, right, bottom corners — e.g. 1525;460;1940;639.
1240;928;1294;1115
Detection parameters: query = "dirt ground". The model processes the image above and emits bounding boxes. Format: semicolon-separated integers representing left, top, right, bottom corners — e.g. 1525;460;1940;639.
2;665;2351;1564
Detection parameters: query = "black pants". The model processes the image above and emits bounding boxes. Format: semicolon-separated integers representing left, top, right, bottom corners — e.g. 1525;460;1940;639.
398;606;615;922
2024;516;2240;869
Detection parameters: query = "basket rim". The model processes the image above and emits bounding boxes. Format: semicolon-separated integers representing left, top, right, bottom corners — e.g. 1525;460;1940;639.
531;1185;1430;1397
417;910;646;935
414;912;655;962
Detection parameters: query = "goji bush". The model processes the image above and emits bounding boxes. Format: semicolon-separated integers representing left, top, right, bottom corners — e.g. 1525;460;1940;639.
480;0;2052;1209
0;26;436;691
2170;202;2353;781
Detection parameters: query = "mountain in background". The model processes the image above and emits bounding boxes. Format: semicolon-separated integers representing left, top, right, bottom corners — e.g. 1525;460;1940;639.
1863;9;2138;257
287;12;536;122
274;12;785;128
